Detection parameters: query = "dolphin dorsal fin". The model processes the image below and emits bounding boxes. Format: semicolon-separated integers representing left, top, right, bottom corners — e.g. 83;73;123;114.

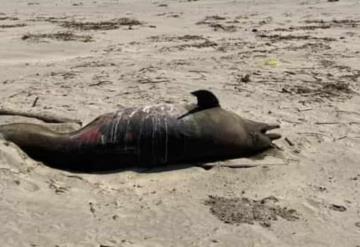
191;90;220;109
178;90;220;119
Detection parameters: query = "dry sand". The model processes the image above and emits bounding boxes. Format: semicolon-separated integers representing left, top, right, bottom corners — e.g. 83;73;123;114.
0;0;360;246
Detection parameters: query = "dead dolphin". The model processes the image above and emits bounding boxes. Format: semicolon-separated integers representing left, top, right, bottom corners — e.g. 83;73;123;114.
0;90;281;172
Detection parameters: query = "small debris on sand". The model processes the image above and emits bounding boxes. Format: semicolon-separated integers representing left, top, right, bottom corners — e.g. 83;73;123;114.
21;31;93;42
59;18;142;30
205;195;299;227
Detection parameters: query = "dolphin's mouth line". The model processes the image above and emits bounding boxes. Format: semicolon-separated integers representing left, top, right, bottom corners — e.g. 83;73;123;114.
266;133;281;140
261;124;281;140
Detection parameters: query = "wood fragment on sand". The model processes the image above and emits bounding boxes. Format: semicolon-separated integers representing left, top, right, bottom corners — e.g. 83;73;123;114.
315;121;340;125
32;97;39;107
285;137;295;146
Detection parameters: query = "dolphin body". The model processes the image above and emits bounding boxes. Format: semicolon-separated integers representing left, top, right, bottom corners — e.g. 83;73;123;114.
0;90;281;172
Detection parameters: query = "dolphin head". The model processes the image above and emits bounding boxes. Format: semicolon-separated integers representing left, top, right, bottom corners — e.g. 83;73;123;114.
243;119;281;152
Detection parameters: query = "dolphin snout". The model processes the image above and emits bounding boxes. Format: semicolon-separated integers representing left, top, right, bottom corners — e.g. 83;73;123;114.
266;133;281;140
260;124;281;140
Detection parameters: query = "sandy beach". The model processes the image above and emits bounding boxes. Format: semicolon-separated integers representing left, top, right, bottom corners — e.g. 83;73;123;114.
0;0;360;246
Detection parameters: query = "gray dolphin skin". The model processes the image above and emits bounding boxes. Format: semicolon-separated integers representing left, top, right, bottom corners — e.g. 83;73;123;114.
0;90;281;172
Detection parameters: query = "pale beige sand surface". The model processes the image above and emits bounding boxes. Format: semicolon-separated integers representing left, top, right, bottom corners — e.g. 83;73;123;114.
0;0;360;246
